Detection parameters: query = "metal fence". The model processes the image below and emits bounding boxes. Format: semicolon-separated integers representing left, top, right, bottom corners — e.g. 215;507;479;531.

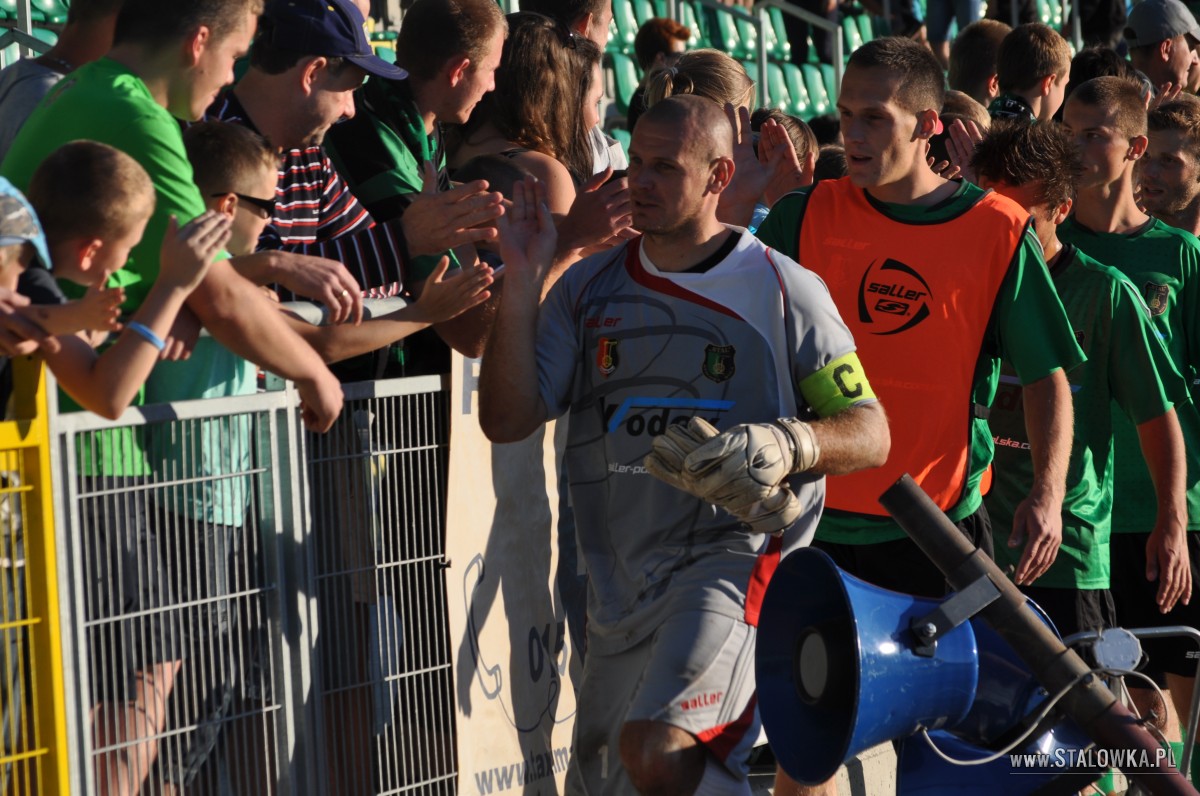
47;372;457;795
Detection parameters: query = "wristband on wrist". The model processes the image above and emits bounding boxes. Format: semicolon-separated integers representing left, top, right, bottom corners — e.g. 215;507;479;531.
126;321;166;352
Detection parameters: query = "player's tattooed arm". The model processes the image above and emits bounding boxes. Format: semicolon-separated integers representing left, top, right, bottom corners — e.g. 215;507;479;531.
1009;369;1072;586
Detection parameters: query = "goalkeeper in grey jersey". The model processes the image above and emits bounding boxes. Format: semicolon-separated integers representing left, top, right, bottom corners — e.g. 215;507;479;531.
479;96;891;796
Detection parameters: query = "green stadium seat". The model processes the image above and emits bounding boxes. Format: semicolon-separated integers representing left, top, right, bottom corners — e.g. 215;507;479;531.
632;0;656;26
612;126;632;158
841;15;864;53
820;62;837;103
856;13;876;45
734;14;758;60
612;0;639;53
374;45;397;63
0;42;17;68
31;0;66;24
370;30;398;41
607;51;642;115
704;5;744;57
0;0;45;22
679;1;705;47
781;62;813;118
32;25;55;45
801;63;832;115
765;61;791;112
767;7;792;62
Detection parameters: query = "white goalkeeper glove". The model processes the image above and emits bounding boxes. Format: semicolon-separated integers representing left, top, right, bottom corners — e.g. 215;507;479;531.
644;417;821;534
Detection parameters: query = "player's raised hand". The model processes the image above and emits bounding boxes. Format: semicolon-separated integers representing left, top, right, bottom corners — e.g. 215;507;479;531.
497;175;556;292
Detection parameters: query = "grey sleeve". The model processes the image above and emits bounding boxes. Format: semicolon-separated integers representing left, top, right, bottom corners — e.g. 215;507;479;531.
535;276;582;419
782;262;862;399
0;67;62;164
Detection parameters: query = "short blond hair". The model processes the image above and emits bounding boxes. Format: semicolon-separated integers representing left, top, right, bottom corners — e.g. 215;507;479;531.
27;141;155;243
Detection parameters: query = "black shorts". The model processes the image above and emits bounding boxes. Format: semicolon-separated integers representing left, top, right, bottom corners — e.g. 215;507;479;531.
1019;585;1117;641
1109;532;1200;680
80;476;179;703
815;504;993;598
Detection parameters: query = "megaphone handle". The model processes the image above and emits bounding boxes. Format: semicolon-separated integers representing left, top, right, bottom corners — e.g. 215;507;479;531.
879;475;1199;796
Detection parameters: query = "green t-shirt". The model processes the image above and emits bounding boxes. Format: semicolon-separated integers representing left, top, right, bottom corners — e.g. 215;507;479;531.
758;182;1085;544
1059;216;1200;532
986;246;1187;588
0;58;251;523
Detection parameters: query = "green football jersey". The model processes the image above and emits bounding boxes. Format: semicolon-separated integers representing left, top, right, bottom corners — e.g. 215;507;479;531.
1059;217;1200;532
986;246;1186;588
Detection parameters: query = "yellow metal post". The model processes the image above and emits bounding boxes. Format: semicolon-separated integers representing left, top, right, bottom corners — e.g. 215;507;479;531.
0;357;68;794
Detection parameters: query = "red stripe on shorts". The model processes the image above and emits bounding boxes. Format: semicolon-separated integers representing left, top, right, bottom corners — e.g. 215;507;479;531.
743;535;783;627
696;694;758;763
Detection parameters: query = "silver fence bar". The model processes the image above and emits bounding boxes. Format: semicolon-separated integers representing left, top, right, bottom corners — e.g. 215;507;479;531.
47;331;455;795
688;0;768;105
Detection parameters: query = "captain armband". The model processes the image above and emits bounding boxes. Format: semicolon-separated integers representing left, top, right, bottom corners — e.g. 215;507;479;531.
798;352;877;418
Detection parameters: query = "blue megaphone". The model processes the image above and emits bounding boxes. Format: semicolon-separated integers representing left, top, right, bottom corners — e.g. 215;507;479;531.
757;548;1099;794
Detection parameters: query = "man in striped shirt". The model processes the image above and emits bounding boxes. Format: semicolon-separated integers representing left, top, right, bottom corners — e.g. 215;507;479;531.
208;0;505;360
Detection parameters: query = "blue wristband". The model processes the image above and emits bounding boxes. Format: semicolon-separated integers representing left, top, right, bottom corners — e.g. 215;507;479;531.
126;321;166;352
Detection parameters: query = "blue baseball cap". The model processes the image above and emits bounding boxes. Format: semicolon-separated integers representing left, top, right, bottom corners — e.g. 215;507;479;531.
263;0;407;80
0;178;52;271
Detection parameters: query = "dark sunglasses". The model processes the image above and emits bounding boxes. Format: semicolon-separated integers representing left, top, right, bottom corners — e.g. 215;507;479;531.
212;192;276;219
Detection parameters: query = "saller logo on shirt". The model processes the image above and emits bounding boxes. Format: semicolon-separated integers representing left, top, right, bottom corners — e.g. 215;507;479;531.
857;258;933;335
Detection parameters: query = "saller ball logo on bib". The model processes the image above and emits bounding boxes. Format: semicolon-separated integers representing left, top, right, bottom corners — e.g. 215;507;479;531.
857;258;933;335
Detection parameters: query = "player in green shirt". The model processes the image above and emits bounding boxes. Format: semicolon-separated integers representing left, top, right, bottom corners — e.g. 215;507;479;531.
755;38;1081;796
971;120;1190;642
1060;74;1199;768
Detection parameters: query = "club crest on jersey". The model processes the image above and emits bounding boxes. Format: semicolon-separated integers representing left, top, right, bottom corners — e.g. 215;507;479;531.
597;338;619;377
1144;282;1170;317
702;344;736;383
857;258;932;335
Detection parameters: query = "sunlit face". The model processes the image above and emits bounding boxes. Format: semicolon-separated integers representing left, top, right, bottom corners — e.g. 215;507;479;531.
1044;70;1069;121
837;65;929;191
1140;127;1200;217
227;163;280;256
297;61;367;147
445;26;505;124
184;11;256;121
582;61;604;132
628;116;719;236
86;210;152;285
1062;99;1140;190
584;3;613;50
1167;35;1199;88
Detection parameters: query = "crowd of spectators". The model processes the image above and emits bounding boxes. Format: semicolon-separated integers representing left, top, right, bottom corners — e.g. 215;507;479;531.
2;0;1200;793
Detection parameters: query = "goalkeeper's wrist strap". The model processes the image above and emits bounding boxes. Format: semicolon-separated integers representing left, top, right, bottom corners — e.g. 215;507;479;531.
775;418;820;474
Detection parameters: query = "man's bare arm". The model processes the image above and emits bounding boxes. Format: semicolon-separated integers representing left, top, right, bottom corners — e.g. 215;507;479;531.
186;259;343;432
1010;369;1073;585
1134;408;1192;611
808;401;891;475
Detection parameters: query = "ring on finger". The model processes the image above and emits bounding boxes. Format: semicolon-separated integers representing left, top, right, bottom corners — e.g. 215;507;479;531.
340;289;350;299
